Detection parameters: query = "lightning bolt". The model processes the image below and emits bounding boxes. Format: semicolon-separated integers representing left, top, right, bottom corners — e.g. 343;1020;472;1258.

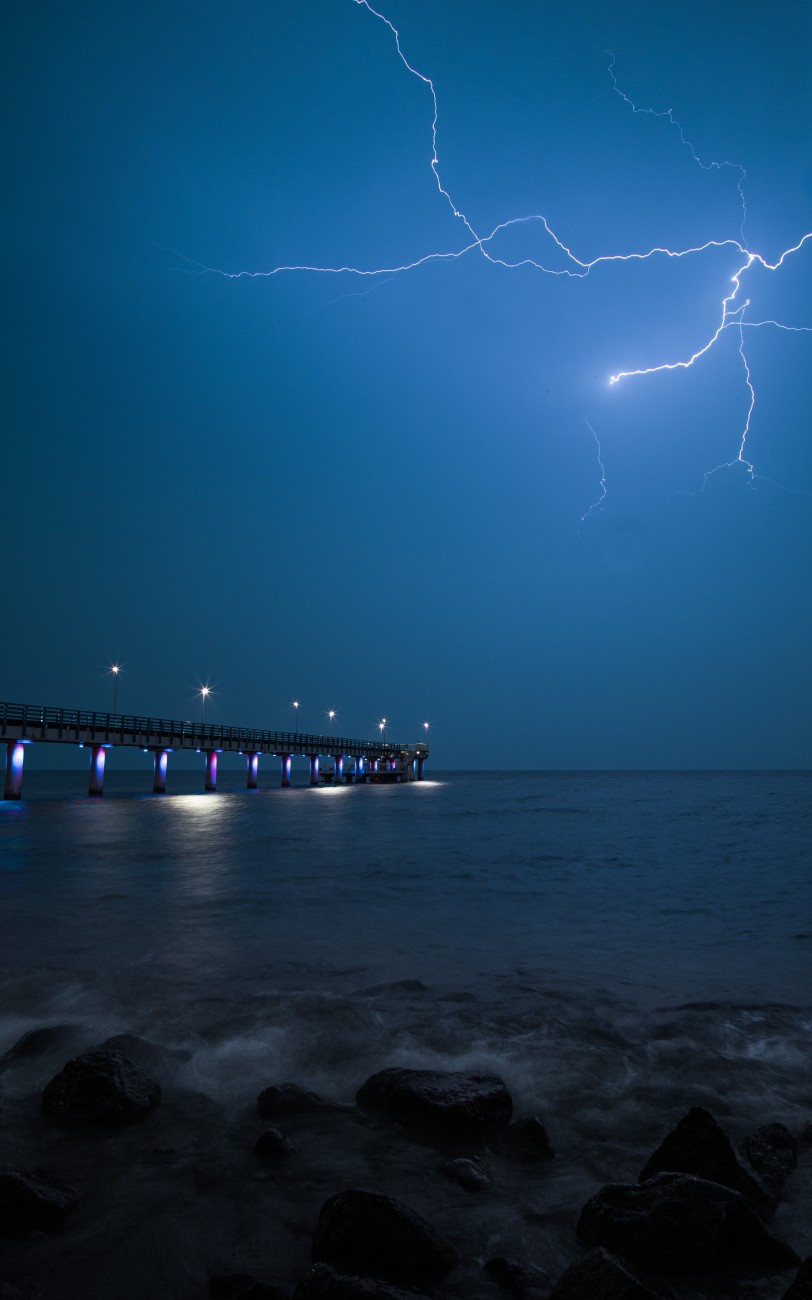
192;3;812;510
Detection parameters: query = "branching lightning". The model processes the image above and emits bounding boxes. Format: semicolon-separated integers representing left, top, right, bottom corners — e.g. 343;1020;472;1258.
195;1;812;510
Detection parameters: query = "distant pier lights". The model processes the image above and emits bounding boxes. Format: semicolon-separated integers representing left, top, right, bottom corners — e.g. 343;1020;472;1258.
0;701;429;799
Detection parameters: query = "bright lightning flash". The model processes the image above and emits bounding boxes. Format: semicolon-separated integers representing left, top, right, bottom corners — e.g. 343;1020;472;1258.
192;1;812;506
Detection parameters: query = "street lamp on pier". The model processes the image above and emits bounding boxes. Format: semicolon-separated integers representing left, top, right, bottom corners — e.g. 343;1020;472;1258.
328;710;336;739
109;664;122;714
292;700;300;735
199;685;211;725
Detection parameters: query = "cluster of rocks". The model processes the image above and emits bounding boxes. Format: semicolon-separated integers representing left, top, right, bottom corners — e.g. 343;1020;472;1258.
1;1032;809;1299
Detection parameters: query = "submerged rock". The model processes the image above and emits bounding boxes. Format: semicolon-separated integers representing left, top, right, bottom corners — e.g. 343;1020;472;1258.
0;1168;79;1234
311;1188;456;1287
638;1106;770;1214
743;1123;798;1198
503;1116;555;1163
42;1047;161;1125
257;1083;333;1119
548;1248;671;1299
782;1257;812;1299
441;1155;492;1191
577;1171;799;1273
356;1067;512;1135
484;1254;552;1296
254;1127;296;1160
294;1263;430;1299
0;1024;86;1071
95;1032;189;1071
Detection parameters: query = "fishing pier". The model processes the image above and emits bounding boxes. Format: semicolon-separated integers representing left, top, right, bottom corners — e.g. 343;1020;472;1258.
1;701;429;800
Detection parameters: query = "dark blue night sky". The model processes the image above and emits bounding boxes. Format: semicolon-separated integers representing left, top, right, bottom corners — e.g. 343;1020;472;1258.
4;0;811;768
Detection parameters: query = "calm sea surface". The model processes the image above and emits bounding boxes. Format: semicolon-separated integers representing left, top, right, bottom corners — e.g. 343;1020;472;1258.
1;770;810;1296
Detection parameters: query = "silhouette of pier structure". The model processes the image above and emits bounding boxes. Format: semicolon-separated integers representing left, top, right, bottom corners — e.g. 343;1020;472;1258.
1;702;429;800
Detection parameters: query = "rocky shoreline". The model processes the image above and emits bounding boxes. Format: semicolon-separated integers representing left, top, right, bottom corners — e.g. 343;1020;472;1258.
1;1028;810;1299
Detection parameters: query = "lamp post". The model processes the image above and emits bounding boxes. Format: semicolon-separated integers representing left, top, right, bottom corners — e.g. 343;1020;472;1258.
328;710;336;740
423;722;430;739
200;686;211;725
292;700;300;736
110;664;121;714
379;718;386;744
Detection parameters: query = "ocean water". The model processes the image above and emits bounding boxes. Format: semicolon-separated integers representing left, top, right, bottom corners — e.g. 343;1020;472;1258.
1;770;810;1298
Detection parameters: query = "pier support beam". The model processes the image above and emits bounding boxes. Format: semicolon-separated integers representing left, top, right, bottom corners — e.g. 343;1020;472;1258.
308;754;319;786
3;740;26;800
247;752;259;789
333;755;344;784
417;756;425;781
89;744;107;797
205;750;217;792
152;749;169;794
280;754;291;787
356;756;366;781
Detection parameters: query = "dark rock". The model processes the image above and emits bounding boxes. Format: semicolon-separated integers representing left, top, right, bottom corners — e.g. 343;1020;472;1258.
503;1116;555;1163
484;1255;552;1296
254;1127;296;1160
236;1286;289;1300
311;1188;456;1287
441;1156;492;1191
781;1257;812;1299
257;1083;333;1119
42;1047;161;1124
210;1276;288;1300
0;1024;86;1071
578;1171;799;1274
356;1067;512;1135
0;1168;79;1234
548;1248;671;1299
95;1032;189;1070
294;1263;430;1299
801;1124;812;1145
638;1106;769;1214
210;1272;260;1296
743;1123;798;1198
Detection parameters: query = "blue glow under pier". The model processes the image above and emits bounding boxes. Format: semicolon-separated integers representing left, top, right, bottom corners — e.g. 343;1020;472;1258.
0;702;428;799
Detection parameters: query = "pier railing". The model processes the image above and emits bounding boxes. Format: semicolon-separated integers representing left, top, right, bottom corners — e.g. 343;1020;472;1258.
0;701;425;760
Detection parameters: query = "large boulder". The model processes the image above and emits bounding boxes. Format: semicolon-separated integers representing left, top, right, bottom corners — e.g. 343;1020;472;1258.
356;1068;512;1136
549;1248;671;1299
0;1024;85;1072
743;1123;798;1199
311;1189;456;1288
294;1263;431;1299
577;1172;799;1274
42;1048;161;1125
483;1255;552;1296
638;1107;770;1214
0;1168;79;1234
254;1128;296;1161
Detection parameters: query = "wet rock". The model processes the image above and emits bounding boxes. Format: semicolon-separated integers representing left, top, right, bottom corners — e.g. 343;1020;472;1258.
548;1248;671;1298
0;1024;86;1071
782;1257;812;1299
484;1254;552;1296
356;1067;512;1135
503;1116;555;1163
254;1127;296;1160
210;1275;288;1300
638;1106;770;1214
0;1168;79;1233
441;1156;492;1191
743;1123;798;1198
42;1047;161;1125
95;1032;189;1071
294;1263;430;1299
257;1083;333;1119
311;1188;456;1288
577;1171;799;1273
